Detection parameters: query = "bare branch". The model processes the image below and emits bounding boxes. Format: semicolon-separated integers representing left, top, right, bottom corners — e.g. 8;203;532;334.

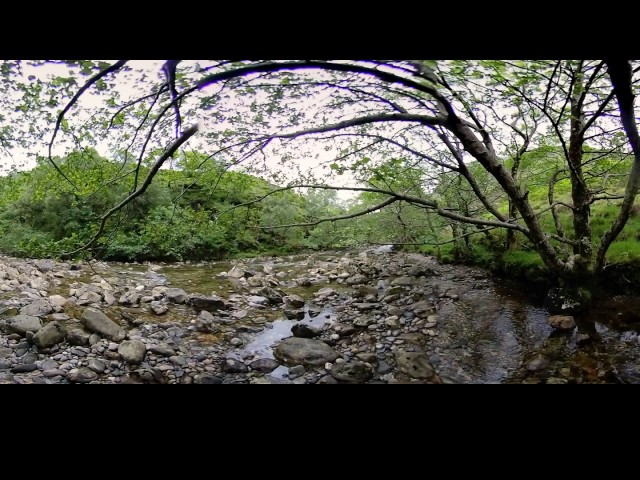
48;60;128;190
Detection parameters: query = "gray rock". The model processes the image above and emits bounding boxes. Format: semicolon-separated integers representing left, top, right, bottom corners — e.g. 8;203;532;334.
89;333;101;345
0;360;11;370
346;274;368;285
67;367;98;383
67;329;91;346
36;259;56;272
4;315;42;336
166;288;189;304
230;337;243;347
48;295;67;308
255;286;283;304
221;358;249;373
377;361;393;374
231;309;248;319
391;276;414;286
288;364;306;379
227;266;245;278
43;369;65;378
314;287;337;299
169;356;187;366
32;321;67;348
20;299;53;317
11;363;37;373
248;295;269;305
395;351;435;379
150;303;169;315
284;308;305;320
22;352;38;364
330;361;374;383
525;353;550;372
0;347;12;358
118;340;147;364
118;290;140;305
291;323;321;338
249;358;279;373
274;337;340;367
40;359;59;371
148;344;175;357
190;295;226;312
103;292;116;306
195;375;222;384
284;294;306;309
87;359;107;373
353;316;375;327
316;374;339;384
80;308;126;341
547;315;576;331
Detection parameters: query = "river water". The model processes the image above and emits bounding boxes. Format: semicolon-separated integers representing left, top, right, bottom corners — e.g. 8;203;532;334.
42;251;640;383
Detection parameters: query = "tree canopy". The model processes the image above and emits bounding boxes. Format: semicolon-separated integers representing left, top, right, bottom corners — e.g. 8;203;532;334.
1;59;640;288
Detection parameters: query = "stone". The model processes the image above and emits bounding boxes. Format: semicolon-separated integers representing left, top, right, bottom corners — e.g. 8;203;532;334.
118;340;147;364
284;309;305;320
250;358;279;373
255;286;283;304
547;315;576;332
291;323;321;338
330;361;374;383
35;259;56;272
87;359;107;373
190;295;226;312
248;295;269;305
80;308;126;341
32;321;67;348
274;337;340;367
165;288;189;304
20;299;53;317
391;276;414;286
43;369;65;378
230;337;243;347
221;358;249;373
4;315;42;336
227;266;245;278
288;365;306;379
118;291;140;305
525;353;550;372
150;303;169;315
67;329;91;346
353;316;375;327
353;303;378;311
11;363;37;373
48;295;67;308
284;294;305;309
231;309;248;319
148;344;175;357
196;375;222;384
385;316;400;328
346;274;367;285
169;356;187;366
40;359;59;371
103;292;116;306
67;367;99;383
316;375;339;384
395;351;435;379
314;287;337;299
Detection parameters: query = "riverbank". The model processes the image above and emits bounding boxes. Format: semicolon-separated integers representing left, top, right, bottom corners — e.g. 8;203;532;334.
0;248;638;384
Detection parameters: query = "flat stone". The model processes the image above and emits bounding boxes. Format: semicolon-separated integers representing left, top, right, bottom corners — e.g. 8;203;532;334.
32;321;67;348
274;337;339;367
395;351;435;379
80;308;126;341
67;367;98;383
4;315;42;336
249;358;279;373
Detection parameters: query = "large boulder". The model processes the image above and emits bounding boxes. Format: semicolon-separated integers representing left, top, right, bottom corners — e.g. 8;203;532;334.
3;315;42;336
80;308;126;342
165;288;189;304
19;299;53;317
118;340;146;364
274;337;340;367
32;321;67;348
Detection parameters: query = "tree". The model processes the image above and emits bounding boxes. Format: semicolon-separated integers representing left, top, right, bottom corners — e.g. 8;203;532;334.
4;59;640;293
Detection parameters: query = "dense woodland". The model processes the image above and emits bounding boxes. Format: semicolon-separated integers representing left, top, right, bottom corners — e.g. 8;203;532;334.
0;60;639;295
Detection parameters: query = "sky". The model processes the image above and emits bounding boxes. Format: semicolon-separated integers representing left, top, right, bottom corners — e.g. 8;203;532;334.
1;60;361;200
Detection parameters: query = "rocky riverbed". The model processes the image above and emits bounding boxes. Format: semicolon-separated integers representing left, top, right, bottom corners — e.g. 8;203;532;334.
0;248;639;384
